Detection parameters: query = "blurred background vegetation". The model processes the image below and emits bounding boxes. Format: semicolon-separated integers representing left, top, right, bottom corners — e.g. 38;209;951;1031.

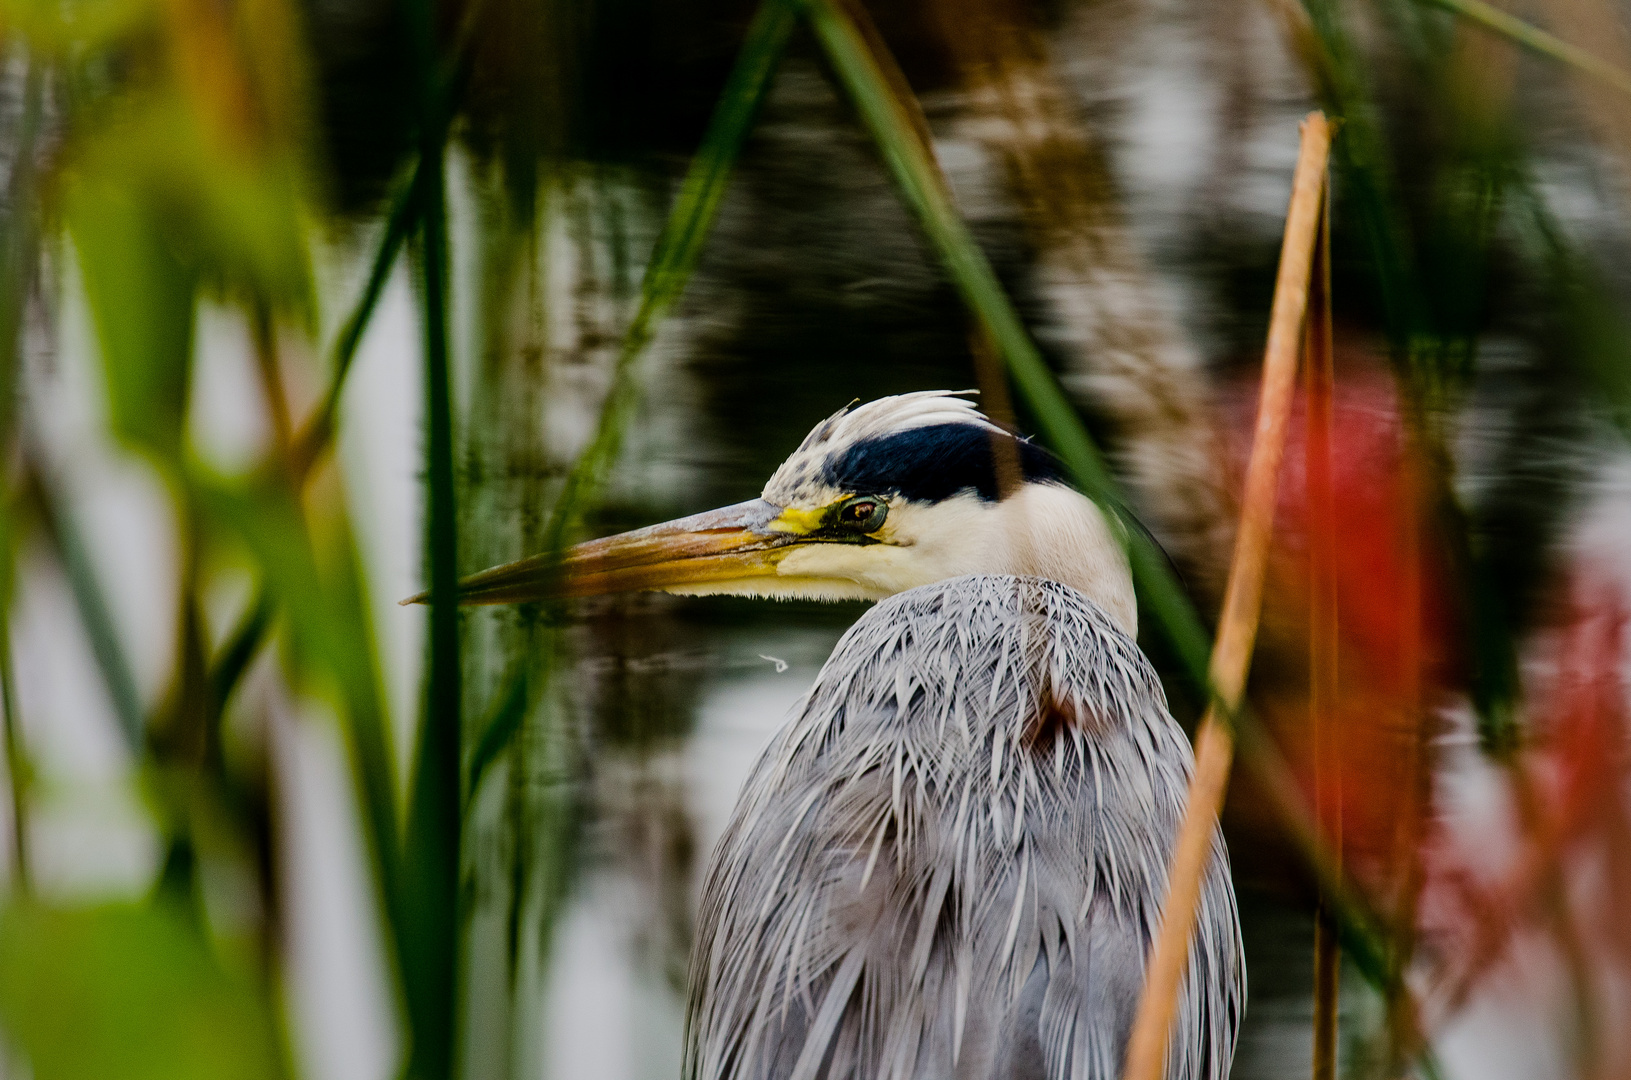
0;0;1629;1076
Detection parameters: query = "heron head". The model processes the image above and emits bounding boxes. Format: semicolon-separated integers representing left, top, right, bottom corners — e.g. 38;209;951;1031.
430;391;1137;635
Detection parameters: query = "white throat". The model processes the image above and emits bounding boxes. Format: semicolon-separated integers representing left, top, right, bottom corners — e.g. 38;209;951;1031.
871;484;1137;636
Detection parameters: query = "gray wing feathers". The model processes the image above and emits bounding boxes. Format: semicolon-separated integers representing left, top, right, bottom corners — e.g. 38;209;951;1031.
685;575;1244;1080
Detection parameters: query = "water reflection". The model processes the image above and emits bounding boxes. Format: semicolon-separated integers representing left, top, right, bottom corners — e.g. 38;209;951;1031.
540;626;835;1080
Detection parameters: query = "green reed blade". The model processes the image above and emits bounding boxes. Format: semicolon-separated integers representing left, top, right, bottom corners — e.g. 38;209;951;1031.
207;589;274;731
1427;0;1631;95
398;0;462;1068
802;0;1118;501
26;467;144;747
0;621;29;892
293;165;421;477
466;662;528;807
803;0;1406;999
536;0;798;560
293;13;482;481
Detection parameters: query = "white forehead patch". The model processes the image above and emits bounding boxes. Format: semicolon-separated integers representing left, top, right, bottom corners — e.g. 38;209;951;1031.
763;391;1003;505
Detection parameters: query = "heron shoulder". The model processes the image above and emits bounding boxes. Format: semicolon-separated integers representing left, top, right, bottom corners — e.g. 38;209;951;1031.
816;574;1165;742
692;576;1242;1080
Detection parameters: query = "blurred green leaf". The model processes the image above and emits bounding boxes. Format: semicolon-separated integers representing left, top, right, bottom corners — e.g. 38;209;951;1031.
69;99;314;335
0;900;283;1080
0;60;44;449
65;89;311;455
64;160;197;456
195;475;403;942
0;0;157;54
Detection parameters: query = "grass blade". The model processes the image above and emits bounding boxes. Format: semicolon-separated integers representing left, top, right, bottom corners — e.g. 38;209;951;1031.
402;177;462;1080
207;589;274;733
804;0;1118;501
290;11;482;483
1427;0;1631;94
0;622;29;892
25;466;144;747
466;663;529;807
0;58;46;890
398;0;462;1068
291;163;421;480
536;0;798;560
0;58;43;448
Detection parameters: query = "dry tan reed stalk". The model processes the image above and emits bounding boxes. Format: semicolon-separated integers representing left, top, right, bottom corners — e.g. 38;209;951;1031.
1305;170;1341;1080
1120;111;1333;1080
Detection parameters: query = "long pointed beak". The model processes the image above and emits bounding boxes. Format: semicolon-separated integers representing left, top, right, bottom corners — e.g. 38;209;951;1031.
401;499;802;606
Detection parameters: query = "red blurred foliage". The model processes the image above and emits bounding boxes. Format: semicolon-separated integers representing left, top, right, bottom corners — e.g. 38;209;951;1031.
1530;580;1631;915
1210;337;1631;1067
1422;569;1631;1055
1220;342;1456;910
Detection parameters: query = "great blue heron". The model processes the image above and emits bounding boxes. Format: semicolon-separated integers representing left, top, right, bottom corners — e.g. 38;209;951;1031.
447;391;1244;1080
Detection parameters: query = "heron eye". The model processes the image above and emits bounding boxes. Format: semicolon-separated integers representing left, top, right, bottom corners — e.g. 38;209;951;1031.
837;496;887;533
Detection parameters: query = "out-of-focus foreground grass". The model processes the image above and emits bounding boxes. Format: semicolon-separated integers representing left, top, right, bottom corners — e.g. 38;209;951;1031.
0;0;1629;1077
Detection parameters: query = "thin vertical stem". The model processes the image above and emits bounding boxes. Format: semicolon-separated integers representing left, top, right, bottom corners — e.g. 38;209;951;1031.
971;326;1023;497
0;623;29;891
251;303;294;465
1121;113;1333;1080
399;0;461;1069
1306;183;1341;1080
0;58;42;445
0;57;44;892
208;590;274;738
405;157;462;1080
25;466;145;747
291;164;423;481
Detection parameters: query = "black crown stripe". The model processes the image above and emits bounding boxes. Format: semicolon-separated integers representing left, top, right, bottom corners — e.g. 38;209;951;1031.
820;423;1066;503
